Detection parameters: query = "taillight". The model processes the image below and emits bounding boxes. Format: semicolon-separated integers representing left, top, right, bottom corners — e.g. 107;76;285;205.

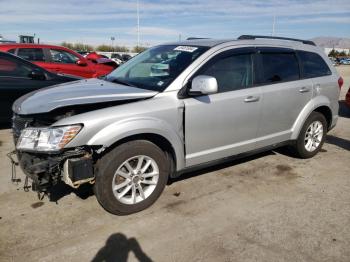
338;77;344;89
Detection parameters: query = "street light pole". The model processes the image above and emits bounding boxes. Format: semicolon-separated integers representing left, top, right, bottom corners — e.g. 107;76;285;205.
272;13;276;36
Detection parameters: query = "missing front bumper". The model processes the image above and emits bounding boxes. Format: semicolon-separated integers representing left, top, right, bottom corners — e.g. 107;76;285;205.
16;148;95;192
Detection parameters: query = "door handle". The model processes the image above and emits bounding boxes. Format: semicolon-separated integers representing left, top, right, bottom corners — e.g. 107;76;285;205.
244;96;260;103
299;87;311;93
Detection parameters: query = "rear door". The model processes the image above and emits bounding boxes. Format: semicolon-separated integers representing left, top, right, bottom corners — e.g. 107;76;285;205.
297;51;338;114
255;47;313;148
45;48;94;78
183;48;262;166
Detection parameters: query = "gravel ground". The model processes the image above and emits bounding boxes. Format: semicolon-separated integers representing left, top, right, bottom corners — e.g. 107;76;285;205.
0;66;349;262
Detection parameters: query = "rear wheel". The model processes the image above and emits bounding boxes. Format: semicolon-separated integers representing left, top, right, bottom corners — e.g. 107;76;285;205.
292;112;327;158
94;140;170;215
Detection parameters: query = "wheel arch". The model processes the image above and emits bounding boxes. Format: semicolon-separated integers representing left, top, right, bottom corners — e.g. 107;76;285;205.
313;105;332;130
100;133;178;175
291;97;333;140
87;117;185;171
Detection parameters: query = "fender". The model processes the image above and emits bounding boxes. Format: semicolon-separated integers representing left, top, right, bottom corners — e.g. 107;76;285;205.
291;95;331;140
87;117;185;170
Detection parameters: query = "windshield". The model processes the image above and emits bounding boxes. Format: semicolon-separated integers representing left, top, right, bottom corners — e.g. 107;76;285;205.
106;45;209;91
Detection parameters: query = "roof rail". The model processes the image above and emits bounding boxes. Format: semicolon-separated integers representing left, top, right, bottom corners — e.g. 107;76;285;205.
186;37;210;40
238;35;316;46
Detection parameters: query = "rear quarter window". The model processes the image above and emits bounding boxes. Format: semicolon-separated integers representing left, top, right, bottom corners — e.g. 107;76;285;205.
298;51;331;78
259;52;300;84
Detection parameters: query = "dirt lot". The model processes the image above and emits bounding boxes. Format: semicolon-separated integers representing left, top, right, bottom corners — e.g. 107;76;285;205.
0;66;349;262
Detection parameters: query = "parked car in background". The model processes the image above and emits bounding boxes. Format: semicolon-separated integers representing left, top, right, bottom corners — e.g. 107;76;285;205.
121;53;132;62
346;86;350;108
11;35;341;215
85;52;118;67
76;51;89;56
0;44;117;78
339;58;350;65
98;52;134;65
0;51;80;123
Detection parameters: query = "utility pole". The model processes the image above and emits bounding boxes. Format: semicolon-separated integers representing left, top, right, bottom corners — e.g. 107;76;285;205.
272;13;276;36
137;0;140;47
111;36;115;52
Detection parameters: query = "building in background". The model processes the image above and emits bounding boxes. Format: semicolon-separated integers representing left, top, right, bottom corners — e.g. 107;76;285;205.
0;35;16;43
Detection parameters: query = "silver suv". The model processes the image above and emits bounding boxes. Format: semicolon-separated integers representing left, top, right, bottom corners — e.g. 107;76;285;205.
12;35;341;215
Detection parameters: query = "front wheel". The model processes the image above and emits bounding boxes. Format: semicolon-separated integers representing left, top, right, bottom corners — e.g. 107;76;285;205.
292;112;327;159
94;140;170;215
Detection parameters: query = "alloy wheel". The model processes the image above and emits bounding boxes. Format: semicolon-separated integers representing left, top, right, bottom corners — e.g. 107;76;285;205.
304;120;324;152
112;155;159;205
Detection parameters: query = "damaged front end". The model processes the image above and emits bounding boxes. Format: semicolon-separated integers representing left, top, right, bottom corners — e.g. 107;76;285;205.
12;112;100;194
18;147;95;192
10;78;159;194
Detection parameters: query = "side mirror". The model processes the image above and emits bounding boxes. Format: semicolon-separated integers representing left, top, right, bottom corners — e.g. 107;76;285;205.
189;75;218;95
76;59;87;66
29;69;46;80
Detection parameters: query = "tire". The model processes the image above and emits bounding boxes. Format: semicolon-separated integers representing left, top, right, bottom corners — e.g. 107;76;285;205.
94;140;170;215
292;112;327;159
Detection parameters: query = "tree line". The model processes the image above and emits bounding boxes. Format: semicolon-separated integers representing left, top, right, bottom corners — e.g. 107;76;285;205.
61;42;147;53
328;49;349;58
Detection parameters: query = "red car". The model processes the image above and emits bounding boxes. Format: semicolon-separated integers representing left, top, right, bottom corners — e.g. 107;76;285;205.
346;86;350;108
0;44;117;78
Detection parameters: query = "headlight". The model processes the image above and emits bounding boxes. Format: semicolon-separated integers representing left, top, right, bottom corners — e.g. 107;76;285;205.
17;125;82;152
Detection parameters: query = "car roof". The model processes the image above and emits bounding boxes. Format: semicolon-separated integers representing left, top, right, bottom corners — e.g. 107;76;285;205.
0;43;72;49
0;43;84;58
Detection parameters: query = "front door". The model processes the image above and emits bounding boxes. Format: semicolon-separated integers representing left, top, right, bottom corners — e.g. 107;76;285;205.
45;48;94;78
183;48;262;167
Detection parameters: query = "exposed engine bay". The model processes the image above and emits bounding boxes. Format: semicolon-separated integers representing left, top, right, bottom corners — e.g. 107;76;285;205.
11;99;142;194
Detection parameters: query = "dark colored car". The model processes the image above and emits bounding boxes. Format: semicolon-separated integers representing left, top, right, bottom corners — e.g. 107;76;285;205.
0;51;80;123
0;44;117;78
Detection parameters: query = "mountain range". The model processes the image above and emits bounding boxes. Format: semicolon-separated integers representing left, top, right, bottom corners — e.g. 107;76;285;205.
311;37;350;48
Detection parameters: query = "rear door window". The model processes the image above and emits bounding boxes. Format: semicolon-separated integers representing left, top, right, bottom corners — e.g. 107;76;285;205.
258;51;300;84
17;48;45;61
298;51;331;78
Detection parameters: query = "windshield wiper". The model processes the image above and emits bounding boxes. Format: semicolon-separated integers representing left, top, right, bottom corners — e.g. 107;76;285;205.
109;77;136;87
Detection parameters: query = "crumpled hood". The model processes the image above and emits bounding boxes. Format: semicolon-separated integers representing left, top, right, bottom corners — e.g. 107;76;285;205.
13;78;158;115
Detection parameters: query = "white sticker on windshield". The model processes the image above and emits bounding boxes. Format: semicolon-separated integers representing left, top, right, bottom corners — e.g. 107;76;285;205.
174;46;198;52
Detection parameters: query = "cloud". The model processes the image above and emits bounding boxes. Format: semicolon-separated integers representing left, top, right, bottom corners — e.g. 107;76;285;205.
1;0;349;23
0;0;349;46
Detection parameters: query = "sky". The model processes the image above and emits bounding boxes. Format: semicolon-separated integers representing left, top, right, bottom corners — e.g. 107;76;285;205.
0;0;349;47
